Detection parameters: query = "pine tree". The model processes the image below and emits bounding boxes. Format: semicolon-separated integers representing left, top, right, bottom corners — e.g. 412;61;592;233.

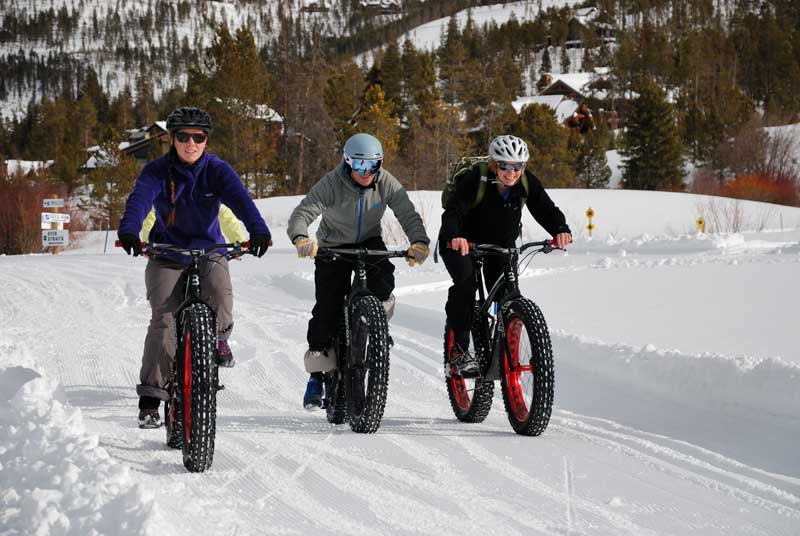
355;85;400;166
560;46;571;73
540;46;552;76
621;78;684;190
380;42;403;113
402;101;467;190
438;15;467;105
514;103;577;187
203;24;276;194
135;77;157;127
575;121;611;188
323;60;364;151
88;136;140;228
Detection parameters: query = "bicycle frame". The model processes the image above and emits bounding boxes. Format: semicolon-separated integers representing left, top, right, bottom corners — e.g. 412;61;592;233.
317;247;408;367
468;241;554;381
145;242;250;324
316;247;407;431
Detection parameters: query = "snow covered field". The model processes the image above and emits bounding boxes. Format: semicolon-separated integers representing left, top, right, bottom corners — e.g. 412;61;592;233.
2;190;799;535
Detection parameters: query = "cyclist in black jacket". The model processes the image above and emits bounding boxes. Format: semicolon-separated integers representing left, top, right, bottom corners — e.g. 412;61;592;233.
439;135;572;377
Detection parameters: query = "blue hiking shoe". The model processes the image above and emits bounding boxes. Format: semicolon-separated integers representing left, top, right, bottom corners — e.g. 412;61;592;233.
303;373;323;411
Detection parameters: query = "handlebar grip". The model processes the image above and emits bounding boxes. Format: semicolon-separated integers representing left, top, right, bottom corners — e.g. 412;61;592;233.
114;239;147;248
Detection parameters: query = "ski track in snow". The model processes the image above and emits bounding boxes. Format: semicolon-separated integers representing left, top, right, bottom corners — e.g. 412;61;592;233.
2;223;799;534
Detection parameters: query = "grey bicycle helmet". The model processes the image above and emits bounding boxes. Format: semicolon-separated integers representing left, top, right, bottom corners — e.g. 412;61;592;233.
343;133;383;162
489;135;529;162
166;107;213;133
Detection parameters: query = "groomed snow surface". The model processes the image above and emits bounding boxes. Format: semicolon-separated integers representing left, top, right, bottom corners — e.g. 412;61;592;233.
2;190;799;535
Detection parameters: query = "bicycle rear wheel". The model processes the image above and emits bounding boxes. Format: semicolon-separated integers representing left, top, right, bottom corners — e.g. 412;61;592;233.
325;323;348;425
176;302;219;471
444;304;494;423
347;295;390;433
500;298;554;436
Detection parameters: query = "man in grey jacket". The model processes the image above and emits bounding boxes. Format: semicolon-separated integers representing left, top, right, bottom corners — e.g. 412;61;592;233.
287;133;430;410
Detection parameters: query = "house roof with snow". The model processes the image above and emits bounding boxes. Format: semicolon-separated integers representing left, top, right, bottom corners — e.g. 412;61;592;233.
4;159;53;176
573;7;599;26
539;70;610;101
512;95;580;123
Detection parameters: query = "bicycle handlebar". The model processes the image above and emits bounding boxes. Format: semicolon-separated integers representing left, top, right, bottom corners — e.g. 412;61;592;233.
469;240;558;255
115;240;252;260
316;247;410;261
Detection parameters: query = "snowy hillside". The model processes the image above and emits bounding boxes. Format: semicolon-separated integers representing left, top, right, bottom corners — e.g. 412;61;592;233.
2;190;799;535
0;0;393;118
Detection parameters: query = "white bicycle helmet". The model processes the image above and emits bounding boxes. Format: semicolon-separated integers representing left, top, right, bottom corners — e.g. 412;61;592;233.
489;135;530;162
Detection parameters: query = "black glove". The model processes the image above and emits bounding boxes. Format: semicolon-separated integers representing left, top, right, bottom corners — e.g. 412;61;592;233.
119;234;142;257
249;233;271;258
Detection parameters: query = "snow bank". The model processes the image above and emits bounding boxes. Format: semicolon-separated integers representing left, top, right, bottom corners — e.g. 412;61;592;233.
0;340;169;536
555;331;800;419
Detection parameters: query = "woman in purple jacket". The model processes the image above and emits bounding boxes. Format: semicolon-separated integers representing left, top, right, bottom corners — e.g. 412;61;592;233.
118;107;271;429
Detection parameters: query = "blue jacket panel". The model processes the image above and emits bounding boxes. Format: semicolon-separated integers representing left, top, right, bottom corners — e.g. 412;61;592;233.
118;151;269;258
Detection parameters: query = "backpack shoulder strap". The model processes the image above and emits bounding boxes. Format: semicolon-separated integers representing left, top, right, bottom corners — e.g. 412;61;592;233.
520;171;530;197
472;161;490;208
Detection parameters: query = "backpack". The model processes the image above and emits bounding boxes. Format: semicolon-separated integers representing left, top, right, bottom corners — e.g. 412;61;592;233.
441;156;529;209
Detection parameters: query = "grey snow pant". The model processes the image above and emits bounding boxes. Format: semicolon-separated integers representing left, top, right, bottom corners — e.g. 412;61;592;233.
136;253;233;401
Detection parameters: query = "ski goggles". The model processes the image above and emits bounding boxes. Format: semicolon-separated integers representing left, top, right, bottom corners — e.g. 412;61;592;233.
497;161;526;172
175;132;209;144
349;158;382;175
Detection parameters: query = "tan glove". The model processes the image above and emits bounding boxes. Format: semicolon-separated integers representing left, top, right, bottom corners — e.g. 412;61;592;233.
294;237;318;258
406;242;430;266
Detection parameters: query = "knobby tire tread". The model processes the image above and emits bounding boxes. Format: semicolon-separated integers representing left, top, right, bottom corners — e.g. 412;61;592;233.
177;303;218;471
325;317;348;425
348;295;390;433
444;304;494;423
500;298;554;436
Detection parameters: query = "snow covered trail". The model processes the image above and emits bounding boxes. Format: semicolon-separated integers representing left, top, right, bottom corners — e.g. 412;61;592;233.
2;225;799;536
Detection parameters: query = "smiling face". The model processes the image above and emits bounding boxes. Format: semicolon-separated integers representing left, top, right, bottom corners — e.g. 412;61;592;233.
495;163;524;189
173;128;208;165
350;167;376;187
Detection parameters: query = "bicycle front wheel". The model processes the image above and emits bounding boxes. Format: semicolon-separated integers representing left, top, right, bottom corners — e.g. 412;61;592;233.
176;302;218;471
500;298;554;436
347;295;390;433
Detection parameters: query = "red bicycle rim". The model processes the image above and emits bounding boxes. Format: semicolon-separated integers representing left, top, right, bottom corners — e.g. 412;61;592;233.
183;329;192;446
504;317;530;421
447;329;471;411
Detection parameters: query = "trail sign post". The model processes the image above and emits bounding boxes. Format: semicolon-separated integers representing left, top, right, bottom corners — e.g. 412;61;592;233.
42;212;71;224
42;198;64;208
42;229;69;247
42;197;67;253
586;207;595;238
696;217;705;233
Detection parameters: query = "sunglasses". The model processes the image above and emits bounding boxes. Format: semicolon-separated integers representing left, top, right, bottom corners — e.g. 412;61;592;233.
497;161;525;172
350;158;382;175
175;132;208;144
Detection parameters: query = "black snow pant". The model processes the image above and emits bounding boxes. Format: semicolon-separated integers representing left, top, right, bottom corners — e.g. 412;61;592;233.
439;243;504;346
307;236;395;351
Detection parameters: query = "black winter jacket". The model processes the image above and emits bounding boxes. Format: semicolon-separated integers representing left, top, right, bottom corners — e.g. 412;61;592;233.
439;166;570;246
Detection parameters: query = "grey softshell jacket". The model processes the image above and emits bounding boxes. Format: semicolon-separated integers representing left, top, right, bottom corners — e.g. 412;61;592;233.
288;164;430;247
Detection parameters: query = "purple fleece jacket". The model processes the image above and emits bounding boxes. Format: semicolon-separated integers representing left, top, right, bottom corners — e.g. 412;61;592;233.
118;151;269;258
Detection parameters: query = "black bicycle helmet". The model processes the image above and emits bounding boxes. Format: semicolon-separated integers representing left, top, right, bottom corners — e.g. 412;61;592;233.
166;107;213;133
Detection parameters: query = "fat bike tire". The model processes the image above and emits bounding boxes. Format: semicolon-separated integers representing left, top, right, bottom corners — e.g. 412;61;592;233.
347;295;390;434
176;302;218;471
500;298;554;436
443;304;494;423
325;324;348;425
